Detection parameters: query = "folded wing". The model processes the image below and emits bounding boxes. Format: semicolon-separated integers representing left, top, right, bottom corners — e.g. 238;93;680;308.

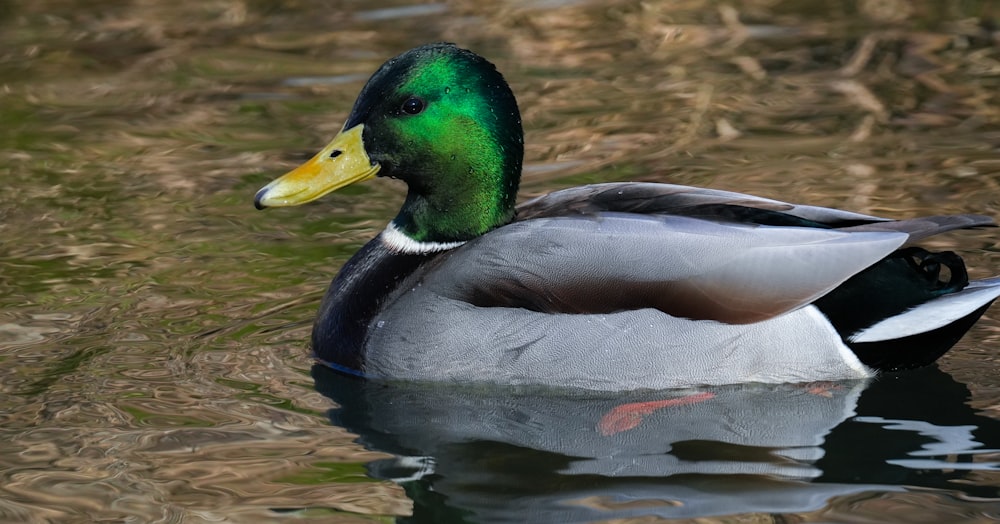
517;182;890;226
428;214;908;324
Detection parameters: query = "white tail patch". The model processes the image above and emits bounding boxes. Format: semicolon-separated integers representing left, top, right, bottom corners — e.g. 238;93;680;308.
849;278;1000;343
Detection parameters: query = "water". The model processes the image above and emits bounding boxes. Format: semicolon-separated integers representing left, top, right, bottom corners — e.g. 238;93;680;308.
1;0;999;522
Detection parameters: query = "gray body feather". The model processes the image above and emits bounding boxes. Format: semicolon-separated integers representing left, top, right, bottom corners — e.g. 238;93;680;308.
335;183;997;391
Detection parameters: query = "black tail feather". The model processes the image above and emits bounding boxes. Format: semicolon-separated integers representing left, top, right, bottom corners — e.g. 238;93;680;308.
845;303;993;371
815;247;982;371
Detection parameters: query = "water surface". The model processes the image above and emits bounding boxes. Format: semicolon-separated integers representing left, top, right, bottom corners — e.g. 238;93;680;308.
2;1;1000;522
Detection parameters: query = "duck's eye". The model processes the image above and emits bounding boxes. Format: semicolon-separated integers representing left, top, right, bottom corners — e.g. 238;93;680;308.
400;96;425;115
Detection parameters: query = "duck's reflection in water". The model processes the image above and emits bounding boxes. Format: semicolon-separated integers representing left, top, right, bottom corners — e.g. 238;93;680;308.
313;365;1000;523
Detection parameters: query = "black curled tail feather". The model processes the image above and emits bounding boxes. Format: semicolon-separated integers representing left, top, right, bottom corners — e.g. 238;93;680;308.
814;247;975;371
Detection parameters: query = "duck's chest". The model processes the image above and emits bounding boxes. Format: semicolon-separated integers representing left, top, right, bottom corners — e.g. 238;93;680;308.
311;237;438;371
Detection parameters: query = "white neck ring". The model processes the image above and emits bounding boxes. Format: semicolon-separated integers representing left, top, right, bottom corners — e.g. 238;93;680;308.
380;222;466;255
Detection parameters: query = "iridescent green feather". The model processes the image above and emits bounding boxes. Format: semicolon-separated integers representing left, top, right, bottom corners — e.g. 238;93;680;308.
344;43;523;243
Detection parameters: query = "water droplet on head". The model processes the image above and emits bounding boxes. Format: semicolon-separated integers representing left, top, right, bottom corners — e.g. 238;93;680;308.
376;320;386;329
445;86;451;94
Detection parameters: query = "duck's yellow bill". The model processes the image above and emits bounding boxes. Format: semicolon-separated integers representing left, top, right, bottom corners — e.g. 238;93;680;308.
255;124;380;209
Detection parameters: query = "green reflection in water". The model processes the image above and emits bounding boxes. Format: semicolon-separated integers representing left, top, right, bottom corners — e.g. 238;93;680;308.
19;345;112;396
119;403;215;428
216;377;325;417
277;461;378;485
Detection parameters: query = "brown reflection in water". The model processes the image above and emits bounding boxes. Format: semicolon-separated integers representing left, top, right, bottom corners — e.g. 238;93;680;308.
0;0;999;521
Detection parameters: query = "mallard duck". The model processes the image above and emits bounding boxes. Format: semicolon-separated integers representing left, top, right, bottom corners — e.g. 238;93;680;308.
256;43;1000;391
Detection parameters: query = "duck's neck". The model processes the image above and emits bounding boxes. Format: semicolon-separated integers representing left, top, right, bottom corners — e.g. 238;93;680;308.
311;232;437;372
390;166;519;244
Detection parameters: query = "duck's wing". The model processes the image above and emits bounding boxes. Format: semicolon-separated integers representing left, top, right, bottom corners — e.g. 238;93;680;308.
518;182;995;235
516;182;890;227
841;214;995;243
426;214;908;324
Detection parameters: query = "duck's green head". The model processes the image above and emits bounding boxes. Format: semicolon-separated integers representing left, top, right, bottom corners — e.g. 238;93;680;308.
255;43;524;245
